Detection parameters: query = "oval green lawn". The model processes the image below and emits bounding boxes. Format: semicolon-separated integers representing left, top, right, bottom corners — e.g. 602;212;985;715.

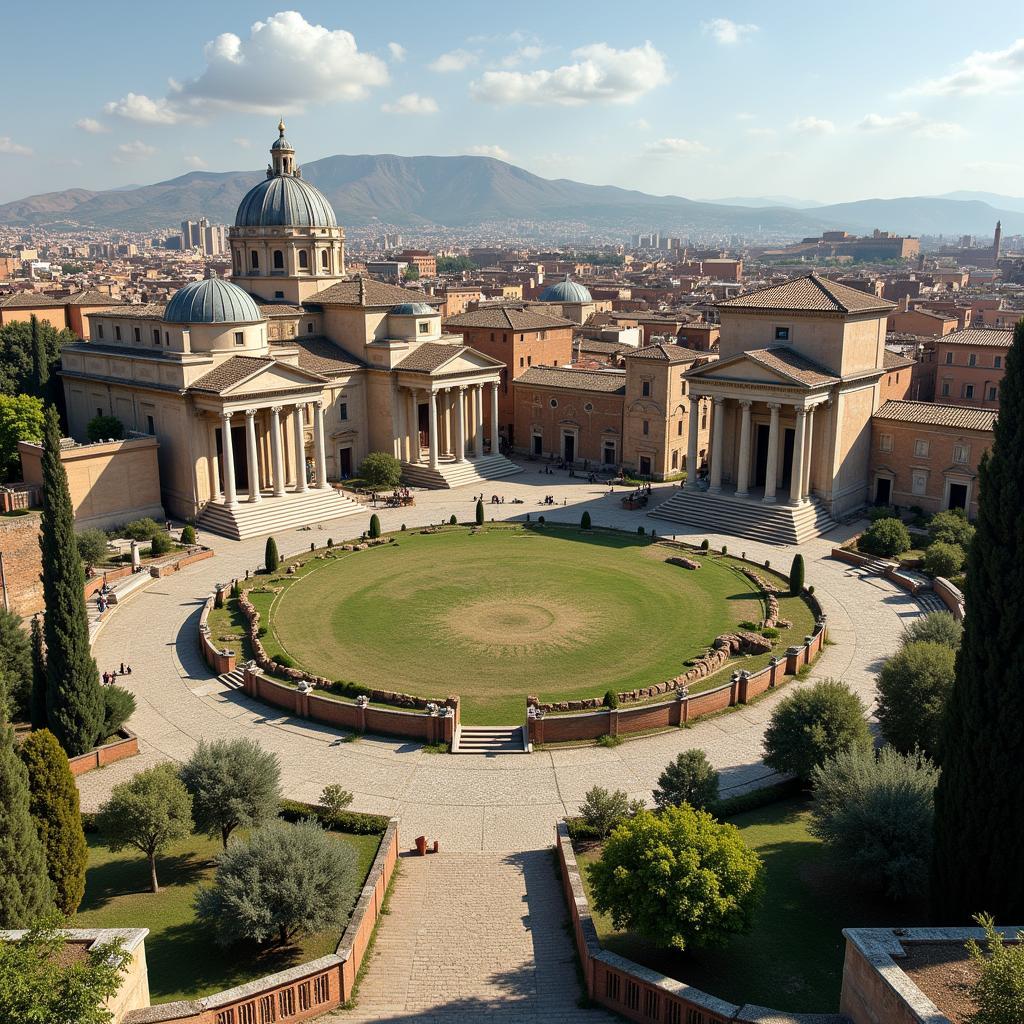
269;526;764;725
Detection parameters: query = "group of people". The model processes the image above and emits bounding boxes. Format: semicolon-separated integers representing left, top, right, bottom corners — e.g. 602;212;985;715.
541;494;566;506
488;494;506;505
101;664;132;686
94;582;113;614
381;486;412;508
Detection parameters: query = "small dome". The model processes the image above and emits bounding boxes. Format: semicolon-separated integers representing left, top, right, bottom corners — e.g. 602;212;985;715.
271;135;293;151
391;302;438;316
164;278;263;324
235;175;337;228
539;279;592;303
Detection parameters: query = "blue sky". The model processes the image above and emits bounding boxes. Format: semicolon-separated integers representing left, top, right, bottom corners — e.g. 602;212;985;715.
3;1;1024;205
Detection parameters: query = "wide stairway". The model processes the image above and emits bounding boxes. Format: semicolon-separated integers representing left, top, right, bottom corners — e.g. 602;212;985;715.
199;487;364;540
402;452;523;490
452;724;530;754
650;487;837;545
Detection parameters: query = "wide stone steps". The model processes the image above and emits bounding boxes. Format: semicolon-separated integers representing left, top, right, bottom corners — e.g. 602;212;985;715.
452;725;529;754
217;668;246;689
650;488;837;546
199;488;364;541
402;453;523;490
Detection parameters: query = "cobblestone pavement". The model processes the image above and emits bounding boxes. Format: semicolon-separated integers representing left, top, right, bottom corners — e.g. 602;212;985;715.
78;464;926;852
331;851;618;1023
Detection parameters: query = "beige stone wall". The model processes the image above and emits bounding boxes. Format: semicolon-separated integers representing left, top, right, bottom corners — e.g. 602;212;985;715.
828;383;878;514
364;369;400;458
107;941;150;1023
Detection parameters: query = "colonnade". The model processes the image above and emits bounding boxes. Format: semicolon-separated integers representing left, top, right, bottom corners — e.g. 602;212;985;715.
397;381;500;469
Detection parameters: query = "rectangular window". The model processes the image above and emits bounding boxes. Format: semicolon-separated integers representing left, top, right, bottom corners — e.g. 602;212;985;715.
153;328;161;345
527;355;532;366
519;357;524;367
879;433;893;452
953;444;970;464
641;380;651;397
941;382;951;397
912;469;928;496
914;439;929;457
642;420;649;436
114;325;121;341
307;322;314;333
774;326;790;341
677;420;683;436
945;351;954;364
97;324;104;339
133;327;140;343
165;332;170;345
968;353;977;366
988;386;998;401
995;355;1002;369
418;322;429;334
234;331;244;346
964;384;975;399
339;403;348;421
146;415;155;435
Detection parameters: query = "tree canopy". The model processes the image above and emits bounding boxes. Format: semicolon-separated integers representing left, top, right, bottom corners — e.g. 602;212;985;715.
0;318;73;399
0;392;44;481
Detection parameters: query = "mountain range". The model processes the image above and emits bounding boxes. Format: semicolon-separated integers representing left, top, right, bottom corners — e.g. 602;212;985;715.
0;153;1019;238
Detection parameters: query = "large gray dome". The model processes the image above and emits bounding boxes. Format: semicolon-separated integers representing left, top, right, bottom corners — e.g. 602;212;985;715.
164;278;263;324
539;279;592;303
234;174;337;229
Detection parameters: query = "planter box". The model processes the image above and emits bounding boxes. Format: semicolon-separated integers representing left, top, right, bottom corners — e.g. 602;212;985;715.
67;729;139;777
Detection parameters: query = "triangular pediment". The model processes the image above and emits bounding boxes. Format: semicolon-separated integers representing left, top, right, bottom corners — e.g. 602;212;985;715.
436;347;506;374
219;360;326;396
686;352;797;386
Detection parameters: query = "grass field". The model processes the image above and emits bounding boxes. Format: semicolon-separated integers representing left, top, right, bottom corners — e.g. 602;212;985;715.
73;829;380;1003
266;525;793;724
576;798;928;1012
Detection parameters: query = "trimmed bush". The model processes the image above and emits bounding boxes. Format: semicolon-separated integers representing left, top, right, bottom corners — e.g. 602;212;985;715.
85;414;124;442
928;507;975;550
475;500;484;526
762;678;872;782
449;514;457;525
264;536;279;573
652;750;720;811
277;797;388;835
923;541;965;579
75;529;109;567
180;524;196;545
368;514;381;539
120;517;163;542
637;525;645;535
358;451;401;488
319;784;354;822
876;641;955;758
858;517;911;558
900;610;962;651
102;686;135;738
147;531;172;556
789;553;805;595
701;539;709;551
580;510;592;530
602;689;619;709
578;786;630;839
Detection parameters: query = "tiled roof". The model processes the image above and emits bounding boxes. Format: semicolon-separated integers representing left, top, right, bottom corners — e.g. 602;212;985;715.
939;328;1015;348
576;339;631;354
883;349;917;370
0;292;69;308
68;289;124;306
874;400;997;431
60;342;180;362
188;356;275;394
626;342;704;364
394;344;467;373
93;303;167;320
744;347;839;386
270;337;364;375
255;300;307;316
310;278;442;308
515;366;627;394
718;273;895;314
444;306;574;331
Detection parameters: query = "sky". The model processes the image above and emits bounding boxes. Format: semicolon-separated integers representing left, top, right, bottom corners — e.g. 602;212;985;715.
3;1;1024;206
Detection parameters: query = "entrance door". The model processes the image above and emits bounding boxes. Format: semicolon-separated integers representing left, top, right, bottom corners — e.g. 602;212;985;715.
216;425;249;493
603;442;616;465
781;428;795;488
532;434;543;457
338;447;353;479
754;424;770;487
562;433;575;464
417;402;429;451
875;477;891;506
948;483;968;511
639;456;652;477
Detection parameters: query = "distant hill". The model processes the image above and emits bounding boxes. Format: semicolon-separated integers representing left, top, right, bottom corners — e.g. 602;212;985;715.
935;191;1024;216
701;195;826;209
1;154;1021;237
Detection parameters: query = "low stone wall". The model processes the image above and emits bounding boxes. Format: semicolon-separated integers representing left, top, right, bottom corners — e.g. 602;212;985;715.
67;730;139;777
124;819;400;1024
933;576;965;621
198;596;236;676
148;547;214;578
831;546;926;595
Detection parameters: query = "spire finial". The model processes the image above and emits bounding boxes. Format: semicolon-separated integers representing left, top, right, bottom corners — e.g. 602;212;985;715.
278;118;286;136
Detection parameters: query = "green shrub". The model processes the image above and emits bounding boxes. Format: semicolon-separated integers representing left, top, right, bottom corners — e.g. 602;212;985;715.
763;678;872;782
876;641;955;758
75;529;109;566
564;815;602;843
274;653;295;669
85;414;123;442
586;805;764;951
580;510;592;530
789;553;805;595
721;544;728;555
761;627;780;640
102;686;135;737
319;784;354;821
368;514;381;539
277;797;389;834
358;451;402;488
326;537;333;548
475;500;484;526
596;733;623;748
923;541;965;579
810;745;939;901
637;525;645;535
900;610;962;650
602;689;619;709
180;524;196;545
265;536;279;573
578;785;630;838
538;515;545;525
449;514;457;525
701;539;709;551
868;504;898;522
966;914;1024;1024
148;530;172;556
121;517;163;542
928;507;975;550
652;749;720;811
738;619;760;631
858;517;911;558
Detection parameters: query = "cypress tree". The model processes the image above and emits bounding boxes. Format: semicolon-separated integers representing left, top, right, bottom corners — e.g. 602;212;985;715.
580;510;592;530
475;499;484;526
0;723;52;926
368;513;381;539
19;728;87;915
265;536;279;573
30;614;47;731
39;406;103;756
31;314;49;396
789;553;805;595
931;319;1024;923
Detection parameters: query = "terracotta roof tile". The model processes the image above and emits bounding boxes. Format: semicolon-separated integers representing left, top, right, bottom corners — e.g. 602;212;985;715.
444;307;574;331
744;347;839;386
883;350;917;370
626;342;704;364
310;278;442;308
270;337;363;375
874;400;997;431
939;328;1015;348
514;365;626;394
188;356;275;394
394;344;467;373
718;273;895;314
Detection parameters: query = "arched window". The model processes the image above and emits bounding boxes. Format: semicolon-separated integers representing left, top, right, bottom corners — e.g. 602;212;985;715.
320;249;329;270
273;249;284;270
250;250;259;270
298;250;309;270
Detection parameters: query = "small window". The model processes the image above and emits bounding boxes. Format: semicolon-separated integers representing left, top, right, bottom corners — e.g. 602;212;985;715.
152;328;160;345
642;420;650;436
994;355;1002;369
97;324;104;339
912;469;928;496
114;325;121;341
490;332;496;343
418;321;429;334
945;351;953;365
275;290;284;299
964;384;975;399
307;322;314;334
339;403;348;421
146;414;155;434
584;402;593;412
96;407;103;418
671;450;679;469
968;353;977;367
273;249;284;270
879;433;893;452
164;331;170;345
988;386;998;401
953;444;970;464
321;250;329;269
774;326;790;341
250;250;259;269
549;398;558;408
133;327;141;343
519;357;524;368
234;331;244;346
527;355;532;366
914;439;929;457
941;382;951;397
540;330;547;341
677;420;683;436
298;250;309;269
641;380;651;397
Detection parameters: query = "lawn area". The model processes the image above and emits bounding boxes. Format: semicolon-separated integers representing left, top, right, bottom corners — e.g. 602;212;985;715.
73;828;381;1003
266;525;780;725
576;798;928;1013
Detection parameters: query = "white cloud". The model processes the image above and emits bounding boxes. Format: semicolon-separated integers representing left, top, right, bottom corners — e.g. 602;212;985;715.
632;118;651;131
184;154;208;169
233;137;252;148
746;127;776;138
105;92;184;124
735;111;756;121
501;44;544;68
429;49;476;73
791;116;835;135
114;140;156;162
646;137;709;155
471;41;669;106
858;111;963;138
388;42;406;62
75;117;109;134
702;19;758;45
905;38;1024;97
467;144;510;160
381;92;439;115
0;136;32;156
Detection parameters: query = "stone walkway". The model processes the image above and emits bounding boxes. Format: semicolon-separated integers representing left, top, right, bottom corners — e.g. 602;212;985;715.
78;467;924;850
333;851;617;1023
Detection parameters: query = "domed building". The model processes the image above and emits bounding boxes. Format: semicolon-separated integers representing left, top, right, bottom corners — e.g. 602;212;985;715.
58;122;517;538
534;276;602;324
538;279;593;304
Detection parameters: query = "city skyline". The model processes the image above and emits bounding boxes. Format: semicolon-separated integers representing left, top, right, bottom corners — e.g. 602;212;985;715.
4;1;1024;207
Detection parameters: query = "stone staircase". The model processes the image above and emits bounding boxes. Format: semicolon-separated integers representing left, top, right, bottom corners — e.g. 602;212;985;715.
218;667;246;690
198;487;364;540
401;453;523;490
452;724;530;754
650;488;838;545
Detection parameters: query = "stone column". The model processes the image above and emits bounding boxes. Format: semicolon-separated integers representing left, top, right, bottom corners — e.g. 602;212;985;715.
412;390;425;464
490;381;500;454
244;409;262;503
735;400;753;497
685;394;700;489
763;403;781;504
708;397;725;493
221;411;237;508
395;387;408;462
269;406;285;496
790;406;807;504
455;386;466;462
209;421;222;501
293;405;307;493
474;383;485;457
313;400;329;489
803;404;817;501
427;389;439;469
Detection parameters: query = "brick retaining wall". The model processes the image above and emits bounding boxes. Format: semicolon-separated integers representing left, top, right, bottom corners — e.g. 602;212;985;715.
933;576;965;621
67;731;140;776
0;511;43;615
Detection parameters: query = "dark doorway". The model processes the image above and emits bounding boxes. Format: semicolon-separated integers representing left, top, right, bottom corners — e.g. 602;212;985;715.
417;402;429;450
563;433;575;463
338;447;353;478
948;483;968;511
603;442;616;465
754;423;770;487
875;477;891;505
216;425;249;493
639;455;652;476
533;434;543;457
781;428;795;488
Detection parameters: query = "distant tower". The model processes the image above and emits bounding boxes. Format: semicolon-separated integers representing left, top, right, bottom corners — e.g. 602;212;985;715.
994;220;1002;260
